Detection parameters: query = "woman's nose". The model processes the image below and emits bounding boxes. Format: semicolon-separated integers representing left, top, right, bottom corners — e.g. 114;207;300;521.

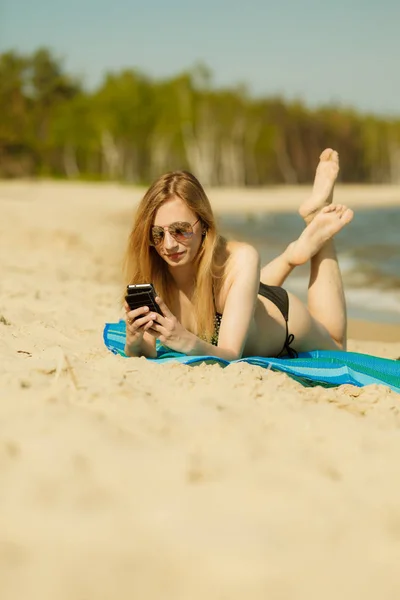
163;230;178;250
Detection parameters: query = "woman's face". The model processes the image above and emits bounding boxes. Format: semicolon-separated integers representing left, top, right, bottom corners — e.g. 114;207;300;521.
152;197;203;267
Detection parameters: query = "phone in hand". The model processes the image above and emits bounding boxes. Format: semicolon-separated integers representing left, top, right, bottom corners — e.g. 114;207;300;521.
125;283;162;315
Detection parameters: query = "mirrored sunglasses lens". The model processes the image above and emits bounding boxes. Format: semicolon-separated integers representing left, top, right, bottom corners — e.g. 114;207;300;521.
151;228;164;245
171;222;193;240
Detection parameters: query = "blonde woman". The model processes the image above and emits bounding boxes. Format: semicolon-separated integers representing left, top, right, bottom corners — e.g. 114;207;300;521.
123;149;353;360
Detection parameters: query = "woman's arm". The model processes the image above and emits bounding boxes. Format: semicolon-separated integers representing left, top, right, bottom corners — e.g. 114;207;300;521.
187;244;260;361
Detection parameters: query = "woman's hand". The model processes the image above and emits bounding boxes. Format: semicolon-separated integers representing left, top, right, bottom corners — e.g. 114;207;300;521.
124;303;157;354
147;297;195;354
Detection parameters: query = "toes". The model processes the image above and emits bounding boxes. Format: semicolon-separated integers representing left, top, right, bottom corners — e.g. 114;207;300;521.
331;150;339;165
330;204;346;215
321;204;352;219
320;148;333;161
319;148;339;164
342;208;354;224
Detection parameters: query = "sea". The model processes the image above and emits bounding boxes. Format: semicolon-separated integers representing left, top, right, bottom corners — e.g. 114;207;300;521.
217;207;400;324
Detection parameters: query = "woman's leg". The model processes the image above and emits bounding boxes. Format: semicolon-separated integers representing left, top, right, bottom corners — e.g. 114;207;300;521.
294;148;348;349
258;148;353;353
258;204;353;355
286;204;353;351
259;246;294;287
260;148;340;288
307;236;347;348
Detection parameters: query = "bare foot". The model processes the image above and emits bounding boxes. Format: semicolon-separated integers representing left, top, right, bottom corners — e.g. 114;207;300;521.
299;148;340;224
287;204;353;266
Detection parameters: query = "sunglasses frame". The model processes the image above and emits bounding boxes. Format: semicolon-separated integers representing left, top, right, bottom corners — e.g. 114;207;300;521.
150;217;200;246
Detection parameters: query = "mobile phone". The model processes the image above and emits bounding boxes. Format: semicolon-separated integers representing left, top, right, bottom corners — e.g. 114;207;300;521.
125;283;162;315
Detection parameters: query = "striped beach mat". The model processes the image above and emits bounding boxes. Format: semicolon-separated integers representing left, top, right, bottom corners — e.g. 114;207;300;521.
103;320;400;393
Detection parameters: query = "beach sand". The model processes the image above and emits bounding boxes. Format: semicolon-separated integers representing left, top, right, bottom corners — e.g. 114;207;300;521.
1;180;400;600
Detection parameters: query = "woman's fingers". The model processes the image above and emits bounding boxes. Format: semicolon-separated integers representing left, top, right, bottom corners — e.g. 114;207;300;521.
144;319;154;330
126;305;149;323
145;325;160;339
127;312;153;330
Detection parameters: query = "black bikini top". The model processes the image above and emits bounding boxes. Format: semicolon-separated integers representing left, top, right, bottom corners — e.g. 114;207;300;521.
211;311;222;346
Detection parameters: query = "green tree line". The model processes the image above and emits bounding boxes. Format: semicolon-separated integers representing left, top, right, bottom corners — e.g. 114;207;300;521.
1;48;400;185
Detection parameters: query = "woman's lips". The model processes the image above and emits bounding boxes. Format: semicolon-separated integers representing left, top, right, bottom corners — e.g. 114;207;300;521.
165;251;185;260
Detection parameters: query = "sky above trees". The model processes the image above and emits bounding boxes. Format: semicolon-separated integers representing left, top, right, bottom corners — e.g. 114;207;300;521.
1;0;399;116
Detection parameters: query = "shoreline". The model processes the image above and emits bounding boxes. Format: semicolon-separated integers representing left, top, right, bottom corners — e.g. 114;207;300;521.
1;180;400;214
348;320;400;343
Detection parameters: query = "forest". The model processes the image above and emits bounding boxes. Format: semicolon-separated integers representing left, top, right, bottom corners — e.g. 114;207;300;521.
1;48;400;185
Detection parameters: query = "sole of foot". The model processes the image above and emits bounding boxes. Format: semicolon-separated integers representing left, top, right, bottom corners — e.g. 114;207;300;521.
288;204;354;266
299;148;340;224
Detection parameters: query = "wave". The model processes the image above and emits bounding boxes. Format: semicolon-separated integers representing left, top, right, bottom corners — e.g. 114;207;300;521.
345;287;400;315
339;252;400;290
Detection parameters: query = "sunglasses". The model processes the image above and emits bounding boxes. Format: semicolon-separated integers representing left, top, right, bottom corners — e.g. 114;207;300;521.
150;218;200;246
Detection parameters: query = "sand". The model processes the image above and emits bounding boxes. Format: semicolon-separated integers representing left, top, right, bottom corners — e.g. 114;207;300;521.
1;180;400;600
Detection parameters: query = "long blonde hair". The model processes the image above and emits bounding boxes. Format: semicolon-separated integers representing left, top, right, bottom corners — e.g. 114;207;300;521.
123;170;226;341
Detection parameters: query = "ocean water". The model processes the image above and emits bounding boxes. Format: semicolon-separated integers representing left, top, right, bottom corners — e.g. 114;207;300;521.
217;207;400;324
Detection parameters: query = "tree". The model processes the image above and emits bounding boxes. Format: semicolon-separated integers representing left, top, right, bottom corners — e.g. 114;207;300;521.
1;47;400;185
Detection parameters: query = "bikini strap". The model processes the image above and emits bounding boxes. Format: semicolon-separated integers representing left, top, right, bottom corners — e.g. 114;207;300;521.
212;282;217;313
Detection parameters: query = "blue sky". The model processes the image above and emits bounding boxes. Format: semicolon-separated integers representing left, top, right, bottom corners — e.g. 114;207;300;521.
1;0;399;115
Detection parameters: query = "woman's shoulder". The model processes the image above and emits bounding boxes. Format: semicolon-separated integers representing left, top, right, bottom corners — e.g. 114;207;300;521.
225;240;260;269
220;241;260;285
215;241;260;309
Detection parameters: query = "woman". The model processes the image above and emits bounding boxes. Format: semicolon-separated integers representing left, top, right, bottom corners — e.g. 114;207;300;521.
123;149;353;360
